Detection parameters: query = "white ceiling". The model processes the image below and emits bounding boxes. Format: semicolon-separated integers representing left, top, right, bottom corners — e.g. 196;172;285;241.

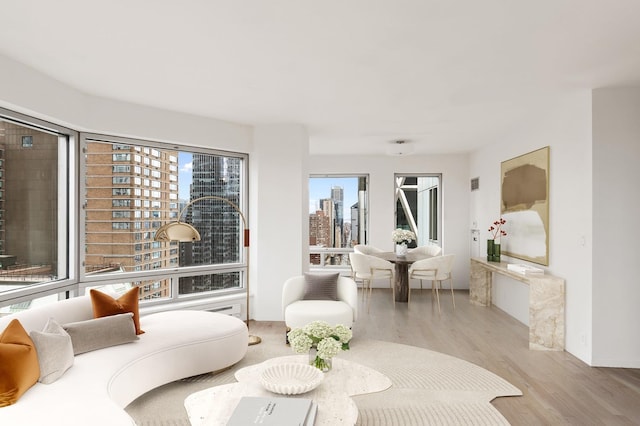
1;1;640;155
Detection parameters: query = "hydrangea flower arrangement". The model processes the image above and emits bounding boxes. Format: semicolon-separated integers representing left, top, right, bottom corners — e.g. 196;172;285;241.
392;228;416;245
287;320;352;371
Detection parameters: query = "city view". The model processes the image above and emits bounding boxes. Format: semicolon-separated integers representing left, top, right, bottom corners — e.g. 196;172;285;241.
84;143;244;298
0;119;245;309
309;176;367;267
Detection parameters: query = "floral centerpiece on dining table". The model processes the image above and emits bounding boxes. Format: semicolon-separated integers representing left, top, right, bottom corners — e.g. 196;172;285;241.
392;228;416;256
287;320;352;372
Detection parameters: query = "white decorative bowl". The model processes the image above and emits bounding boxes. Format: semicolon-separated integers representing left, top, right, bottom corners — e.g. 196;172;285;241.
260;363;324;395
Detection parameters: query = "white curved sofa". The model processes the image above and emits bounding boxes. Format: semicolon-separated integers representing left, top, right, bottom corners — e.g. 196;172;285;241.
0;295;248;425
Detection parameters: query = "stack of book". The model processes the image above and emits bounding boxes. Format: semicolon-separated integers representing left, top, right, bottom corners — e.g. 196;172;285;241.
226;396;317;426
507;263;544;275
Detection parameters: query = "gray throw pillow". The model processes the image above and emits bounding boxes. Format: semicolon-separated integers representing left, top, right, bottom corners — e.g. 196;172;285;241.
302;272;339;301
63;312;139;355
30;318;75;384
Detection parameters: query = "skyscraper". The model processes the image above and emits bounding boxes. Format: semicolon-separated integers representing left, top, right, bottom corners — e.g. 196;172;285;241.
0;122;57;281
309;210;331;247
84;142;178;299
179;154;243;293
350;201;359;247
319;198;335;247
309;209;332;265
331;186;344;246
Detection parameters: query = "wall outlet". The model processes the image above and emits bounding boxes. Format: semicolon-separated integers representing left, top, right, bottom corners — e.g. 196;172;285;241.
580;333;587;345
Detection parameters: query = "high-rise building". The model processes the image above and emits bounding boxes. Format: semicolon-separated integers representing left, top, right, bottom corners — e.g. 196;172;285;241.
350;201;360;247
309;210;331;247
84;142;178;299
0;122;57;282
319;198;335;247
331;186;344;246
309;209;332;265
179;154;243;293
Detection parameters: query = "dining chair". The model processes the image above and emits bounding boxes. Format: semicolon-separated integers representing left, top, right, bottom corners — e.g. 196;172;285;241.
408;244;442;258
353;245;385;255
349;252;374;299
349;252;395;312
407;254;455;313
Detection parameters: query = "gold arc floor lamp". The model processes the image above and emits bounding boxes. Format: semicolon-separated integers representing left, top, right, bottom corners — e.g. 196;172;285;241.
154;195;261;346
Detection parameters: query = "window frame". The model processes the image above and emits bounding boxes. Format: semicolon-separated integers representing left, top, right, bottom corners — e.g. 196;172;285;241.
0;107;249;311
79;133;249;306
394;173;442;246
308;174;369;271
0;107;79;307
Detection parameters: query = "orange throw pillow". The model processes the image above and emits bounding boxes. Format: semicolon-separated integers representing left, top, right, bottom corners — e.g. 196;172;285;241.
90;287;144;335
0;319;40;407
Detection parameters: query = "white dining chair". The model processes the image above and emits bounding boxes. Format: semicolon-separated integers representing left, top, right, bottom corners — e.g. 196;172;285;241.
408;244;442;258
407;254;455;313
349;252;395;312
353;245;385;255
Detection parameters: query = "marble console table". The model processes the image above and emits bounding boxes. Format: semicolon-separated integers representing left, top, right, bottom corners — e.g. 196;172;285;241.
469;257;565;351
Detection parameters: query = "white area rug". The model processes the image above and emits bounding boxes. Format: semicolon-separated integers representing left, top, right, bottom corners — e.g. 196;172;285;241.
126;337;522;426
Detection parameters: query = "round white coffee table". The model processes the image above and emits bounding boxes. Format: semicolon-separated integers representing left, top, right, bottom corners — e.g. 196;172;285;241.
184;355;392;425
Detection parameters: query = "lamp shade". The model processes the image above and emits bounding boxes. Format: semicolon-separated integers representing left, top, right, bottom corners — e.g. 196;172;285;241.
154;222;201;242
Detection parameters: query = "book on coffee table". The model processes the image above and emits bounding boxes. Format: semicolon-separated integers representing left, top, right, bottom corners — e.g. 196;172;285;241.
226;396;316;426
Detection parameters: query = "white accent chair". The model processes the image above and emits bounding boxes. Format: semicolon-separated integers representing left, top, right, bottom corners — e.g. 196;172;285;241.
353;244;385;255
408;244;442;257
408;254;455;313
282;275;358;334
349;252;395;312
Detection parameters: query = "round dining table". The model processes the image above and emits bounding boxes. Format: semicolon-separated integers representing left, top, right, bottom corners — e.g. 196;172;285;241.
372;252;428;302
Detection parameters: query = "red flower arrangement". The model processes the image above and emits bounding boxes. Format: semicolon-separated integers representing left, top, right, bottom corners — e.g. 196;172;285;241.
488;218;507;239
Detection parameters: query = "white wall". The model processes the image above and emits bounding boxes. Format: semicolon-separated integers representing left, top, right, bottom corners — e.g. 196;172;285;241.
0;55;252;153
309;153;470;289
592;88;640;367
470;91;594;364
470;88;640;367
250;124;309;321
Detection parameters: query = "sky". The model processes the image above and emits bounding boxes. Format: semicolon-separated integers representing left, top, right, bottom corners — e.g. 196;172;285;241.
308;177;359;220
178;152;192;200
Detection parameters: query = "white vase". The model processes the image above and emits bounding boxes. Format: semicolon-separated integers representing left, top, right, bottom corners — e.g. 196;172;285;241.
395;243;408;256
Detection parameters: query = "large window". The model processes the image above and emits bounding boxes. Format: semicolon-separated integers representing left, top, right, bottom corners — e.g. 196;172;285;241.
0;111;74;311
0;108;248;313
395;174;441;247
81;135;248;301
308;175;368;268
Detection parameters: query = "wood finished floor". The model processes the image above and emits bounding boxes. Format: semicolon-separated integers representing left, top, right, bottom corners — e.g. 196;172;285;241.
252;288;640;425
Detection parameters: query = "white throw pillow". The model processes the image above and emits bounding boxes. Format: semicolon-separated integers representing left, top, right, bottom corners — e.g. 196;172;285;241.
29;318;74;384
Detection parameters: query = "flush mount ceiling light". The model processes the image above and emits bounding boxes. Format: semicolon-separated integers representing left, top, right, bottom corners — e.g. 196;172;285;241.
387;140;415;156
